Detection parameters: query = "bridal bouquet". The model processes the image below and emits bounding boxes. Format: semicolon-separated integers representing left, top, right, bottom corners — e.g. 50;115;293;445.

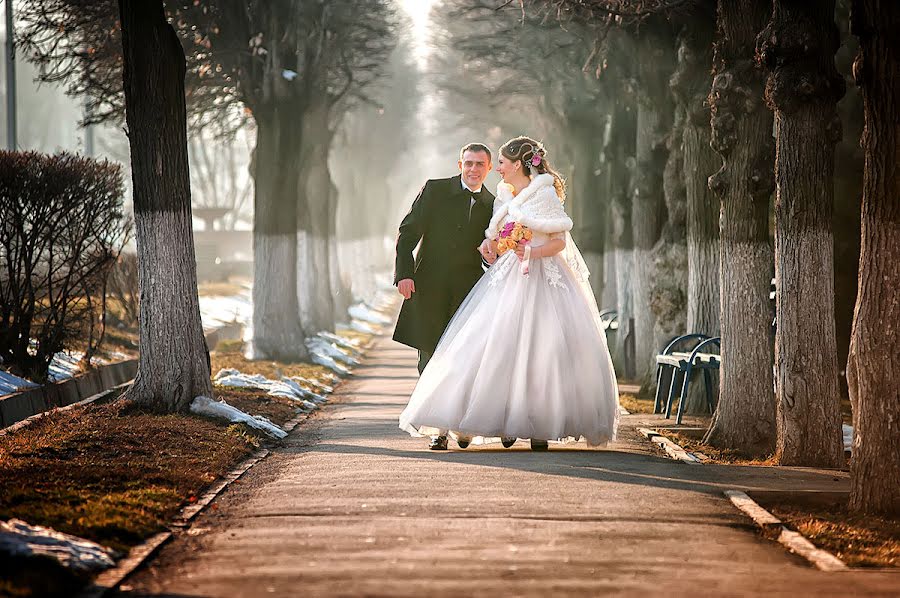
496;221;532;254
496;221;533;275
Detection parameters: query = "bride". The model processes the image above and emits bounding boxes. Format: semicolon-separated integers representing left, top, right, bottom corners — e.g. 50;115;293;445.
399;136;619;450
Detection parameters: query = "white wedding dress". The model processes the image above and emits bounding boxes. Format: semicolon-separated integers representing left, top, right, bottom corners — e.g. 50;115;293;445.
399;174;619;446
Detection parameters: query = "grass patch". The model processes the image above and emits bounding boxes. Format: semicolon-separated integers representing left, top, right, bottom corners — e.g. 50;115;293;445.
211;348;335;382
197;280;250;297
0;403;256;554
215;388;301;427
619;393;654;414
764;498;900;568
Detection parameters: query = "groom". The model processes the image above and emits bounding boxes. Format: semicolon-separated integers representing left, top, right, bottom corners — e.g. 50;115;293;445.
393;143;495;450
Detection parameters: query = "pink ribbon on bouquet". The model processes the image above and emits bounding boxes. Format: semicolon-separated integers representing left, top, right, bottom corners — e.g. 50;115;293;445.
521;244;531;276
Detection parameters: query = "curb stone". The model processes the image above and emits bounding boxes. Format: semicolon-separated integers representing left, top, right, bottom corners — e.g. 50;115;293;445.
724;490;847;572
637;427;702;464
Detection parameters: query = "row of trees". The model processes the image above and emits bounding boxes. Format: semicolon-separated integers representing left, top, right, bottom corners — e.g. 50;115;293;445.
16;1;407;408
438;0;896;515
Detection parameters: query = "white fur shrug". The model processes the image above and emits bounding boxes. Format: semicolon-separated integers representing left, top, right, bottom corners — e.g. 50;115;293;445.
484;174;573;240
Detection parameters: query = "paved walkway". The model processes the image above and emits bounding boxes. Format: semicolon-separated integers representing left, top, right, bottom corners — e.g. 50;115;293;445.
124;338;899;597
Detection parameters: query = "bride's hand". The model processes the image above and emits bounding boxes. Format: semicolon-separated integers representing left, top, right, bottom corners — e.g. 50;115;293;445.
514;240;529;261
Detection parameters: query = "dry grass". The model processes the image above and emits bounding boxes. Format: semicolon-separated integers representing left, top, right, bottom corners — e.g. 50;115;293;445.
653;429;775;466
765;500;900;568
619;393;654;414
215;388;301;427
197;281;250;297
211;348;335;383
0;403;256;554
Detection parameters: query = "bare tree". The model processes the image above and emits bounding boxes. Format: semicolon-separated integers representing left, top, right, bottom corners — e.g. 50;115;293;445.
117;0;213;411
847;0;900;516
0;151;127;381
758;0;846;467
702;0;776;457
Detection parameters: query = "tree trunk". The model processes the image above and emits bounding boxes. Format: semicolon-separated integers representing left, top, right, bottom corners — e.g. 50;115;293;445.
251;110;309;361
328;178;354;321
703;0;777;456
672;8;722;413
297;101;336;333
632;29;675;381
569;112;606;304
608;104;637;377
117;0;212;411
647;103;687;397
847;0;900;516
833;2;864;403
758;0;846;467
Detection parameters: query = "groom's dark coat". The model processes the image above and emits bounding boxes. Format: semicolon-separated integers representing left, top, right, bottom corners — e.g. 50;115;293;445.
393;175;495;355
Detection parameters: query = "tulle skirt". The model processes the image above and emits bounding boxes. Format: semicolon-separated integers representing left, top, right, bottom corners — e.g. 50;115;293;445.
399;250;619;447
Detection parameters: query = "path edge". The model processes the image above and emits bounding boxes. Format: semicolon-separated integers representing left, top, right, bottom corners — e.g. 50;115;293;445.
724;489;848;572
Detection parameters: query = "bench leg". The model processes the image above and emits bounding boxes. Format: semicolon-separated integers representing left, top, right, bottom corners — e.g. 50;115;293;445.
665;368;682;419
703;369;715;414
654;365;669;414
653;364;672;413
676;366;693;425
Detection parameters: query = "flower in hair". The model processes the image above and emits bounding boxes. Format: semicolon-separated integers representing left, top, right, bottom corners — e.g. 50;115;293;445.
531;153;542;167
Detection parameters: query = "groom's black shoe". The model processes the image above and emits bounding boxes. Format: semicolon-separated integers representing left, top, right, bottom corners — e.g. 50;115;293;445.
429;435;448;450
530;439;549;451
501;437;517;448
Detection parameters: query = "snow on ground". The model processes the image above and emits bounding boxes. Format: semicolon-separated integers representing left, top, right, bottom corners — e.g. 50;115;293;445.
843;423;853;452
0;518;116;574
213;368;327;409
0;371;38;395
190;396;287;439
198;293;253;330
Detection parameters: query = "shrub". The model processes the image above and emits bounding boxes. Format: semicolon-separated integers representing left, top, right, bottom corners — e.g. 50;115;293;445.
0;151;129;381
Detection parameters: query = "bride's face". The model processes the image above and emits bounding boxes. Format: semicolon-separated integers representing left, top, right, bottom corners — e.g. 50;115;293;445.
495;154;522;182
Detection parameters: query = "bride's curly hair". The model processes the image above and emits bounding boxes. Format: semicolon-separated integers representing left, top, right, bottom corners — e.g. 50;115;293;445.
500;136;566;202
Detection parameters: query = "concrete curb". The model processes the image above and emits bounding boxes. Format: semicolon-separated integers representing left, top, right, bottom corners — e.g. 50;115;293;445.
638;427;702;464
0;359;138;428
724;490;847;572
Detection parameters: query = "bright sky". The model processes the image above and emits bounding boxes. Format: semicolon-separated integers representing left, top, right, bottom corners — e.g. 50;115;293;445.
398;0;435;65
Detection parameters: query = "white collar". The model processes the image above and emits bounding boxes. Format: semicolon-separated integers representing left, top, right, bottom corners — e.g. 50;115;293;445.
461;177;482;194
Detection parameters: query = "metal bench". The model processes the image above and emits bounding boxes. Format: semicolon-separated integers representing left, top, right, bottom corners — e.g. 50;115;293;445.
654;334;721;425
599;309;619;332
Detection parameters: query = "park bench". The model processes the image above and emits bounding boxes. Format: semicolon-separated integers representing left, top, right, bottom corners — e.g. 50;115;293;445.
653;333;721;425
599;309;619;332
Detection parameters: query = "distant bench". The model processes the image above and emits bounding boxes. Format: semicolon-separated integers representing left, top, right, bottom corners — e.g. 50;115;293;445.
654;334;721;425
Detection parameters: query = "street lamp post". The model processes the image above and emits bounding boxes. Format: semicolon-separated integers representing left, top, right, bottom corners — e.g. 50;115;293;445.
5;0;16;151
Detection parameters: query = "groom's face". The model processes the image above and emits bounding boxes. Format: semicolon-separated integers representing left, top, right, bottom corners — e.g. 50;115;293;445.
458;150;491;189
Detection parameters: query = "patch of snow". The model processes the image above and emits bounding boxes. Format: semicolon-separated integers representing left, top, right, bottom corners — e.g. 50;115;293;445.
317;331;363;354
306;338;360;366
198;294;252;329
843;424;853;452
349;320;379;335
0;518;116;574
348;303;392;326
289;375;333;395
213;369;326;406
190;396;287;439
0;371;39;394
310;352;352;376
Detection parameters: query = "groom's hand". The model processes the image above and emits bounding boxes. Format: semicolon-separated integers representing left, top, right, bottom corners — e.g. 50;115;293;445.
397;278;416;300
478;239;497;264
